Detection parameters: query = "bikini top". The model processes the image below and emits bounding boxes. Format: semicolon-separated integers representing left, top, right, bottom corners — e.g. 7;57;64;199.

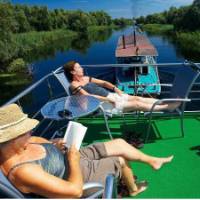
71;77;109;97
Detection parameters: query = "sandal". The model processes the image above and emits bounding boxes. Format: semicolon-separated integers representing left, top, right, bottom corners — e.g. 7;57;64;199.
124;131;144;149
136;180;148;188
117;175;138;197
130;140;144;149
129;180;148;196
129;138;144;149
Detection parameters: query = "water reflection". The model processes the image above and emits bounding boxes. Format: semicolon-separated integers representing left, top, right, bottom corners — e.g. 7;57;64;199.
146;31;200;62
25;38;73;63
88;28;113;42
1;27;113;105
26;28;113;62
2;26;199;110
68;28;113;54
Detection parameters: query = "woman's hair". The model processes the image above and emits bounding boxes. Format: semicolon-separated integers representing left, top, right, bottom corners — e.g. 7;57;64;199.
63;61;77;81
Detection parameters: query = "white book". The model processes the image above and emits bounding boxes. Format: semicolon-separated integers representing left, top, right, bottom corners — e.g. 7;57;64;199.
63;121;87;150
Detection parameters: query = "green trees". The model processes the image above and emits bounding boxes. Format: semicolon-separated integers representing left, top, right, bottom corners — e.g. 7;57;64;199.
174;1;200;31
0;1;132;71
136;0;200;61
68;11;90;32
136;1;200;32
0;1;132;34
0;2;17;69
13;5;30;33
113;18;132;27
193;0;200;7
90;11;112;26
0;3;129;34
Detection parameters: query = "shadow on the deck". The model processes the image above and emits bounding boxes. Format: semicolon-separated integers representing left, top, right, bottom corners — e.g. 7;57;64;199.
190;145;200;156
82;119;157;143
78;115;200;198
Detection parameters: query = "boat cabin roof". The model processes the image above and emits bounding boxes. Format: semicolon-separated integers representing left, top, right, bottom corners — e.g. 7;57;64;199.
115;34;158;57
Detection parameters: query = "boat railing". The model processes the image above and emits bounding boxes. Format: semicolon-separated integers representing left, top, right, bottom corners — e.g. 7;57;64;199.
83;62;200;68
3;62;200;118
4;73;53;107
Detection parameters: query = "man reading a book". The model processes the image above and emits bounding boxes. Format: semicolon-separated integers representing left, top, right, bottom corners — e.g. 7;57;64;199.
0;104;173;198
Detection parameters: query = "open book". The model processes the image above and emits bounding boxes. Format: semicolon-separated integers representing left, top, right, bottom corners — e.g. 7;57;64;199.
63;121;87;150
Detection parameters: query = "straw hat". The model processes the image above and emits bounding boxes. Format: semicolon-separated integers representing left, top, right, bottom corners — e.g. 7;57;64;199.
0;104;39;143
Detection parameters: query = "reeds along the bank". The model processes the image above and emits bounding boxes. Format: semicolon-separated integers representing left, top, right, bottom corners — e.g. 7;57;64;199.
176;31;200;60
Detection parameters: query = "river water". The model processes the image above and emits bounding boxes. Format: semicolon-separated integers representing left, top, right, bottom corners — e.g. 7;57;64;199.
32;26;185;82
6;26;200;111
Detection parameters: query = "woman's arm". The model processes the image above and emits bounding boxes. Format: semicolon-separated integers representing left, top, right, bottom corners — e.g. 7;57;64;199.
14;146;83;198
29;137;66;152
71;82;115;103
91;77;123;96
67;146;83;188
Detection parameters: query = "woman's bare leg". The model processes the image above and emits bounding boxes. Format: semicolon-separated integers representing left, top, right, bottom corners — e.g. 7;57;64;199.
119;157;147;196
123;101;168;112
123;100;180;112
128;95;158;104
104;139;173;170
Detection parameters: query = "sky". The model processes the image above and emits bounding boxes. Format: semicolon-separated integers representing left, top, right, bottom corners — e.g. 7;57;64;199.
11;0;194;18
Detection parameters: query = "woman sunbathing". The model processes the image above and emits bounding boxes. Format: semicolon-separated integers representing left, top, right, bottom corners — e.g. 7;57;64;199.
0;104;173;198
63;61;180;113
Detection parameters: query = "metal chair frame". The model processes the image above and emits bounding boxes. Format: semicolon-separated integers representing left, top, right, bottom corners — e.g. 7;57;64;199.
144;62;200;143
0;170;116;199
53;67;114;139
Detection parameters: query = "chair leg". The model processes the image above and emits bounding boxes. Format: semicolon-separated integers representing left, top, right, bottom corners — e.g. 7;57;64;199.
122;113;127;127
145;115;153;143
180;112;185;137
136;111;141;124
99;106;113;140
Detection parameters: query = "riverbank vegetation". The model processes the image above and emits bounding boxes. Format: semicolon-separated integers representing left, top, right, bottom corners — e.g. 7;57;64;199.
0;1;132;73
137;0;200;60
0;73;31;105
0;25;115;105
13;29;77;63
142;24;174;34
0;1;132;104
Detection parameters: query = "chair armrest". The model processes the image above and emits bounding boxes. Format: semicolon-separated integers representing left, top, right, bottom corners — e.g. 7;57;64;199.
0;181;25;198
82;174;117;199
155;98;191;104
128;83;173;88
158;83;173;87
82;182;104;199
147;98;191;114
83;182;104;190
0;170;25;198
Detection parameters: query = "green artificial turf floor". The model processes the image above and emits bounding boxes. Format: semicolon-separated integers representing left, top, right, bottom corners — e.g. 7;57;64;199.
79;114;200;198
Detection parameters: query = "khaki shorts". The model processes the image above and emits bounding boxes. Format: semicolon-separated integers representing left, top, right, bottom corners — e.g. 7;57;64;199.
80;143;122;185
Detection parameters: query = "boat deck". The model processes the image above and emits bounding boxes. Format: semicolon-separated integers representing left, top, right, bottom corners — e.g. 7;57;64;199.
78;113;200;198
116;34;158;57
